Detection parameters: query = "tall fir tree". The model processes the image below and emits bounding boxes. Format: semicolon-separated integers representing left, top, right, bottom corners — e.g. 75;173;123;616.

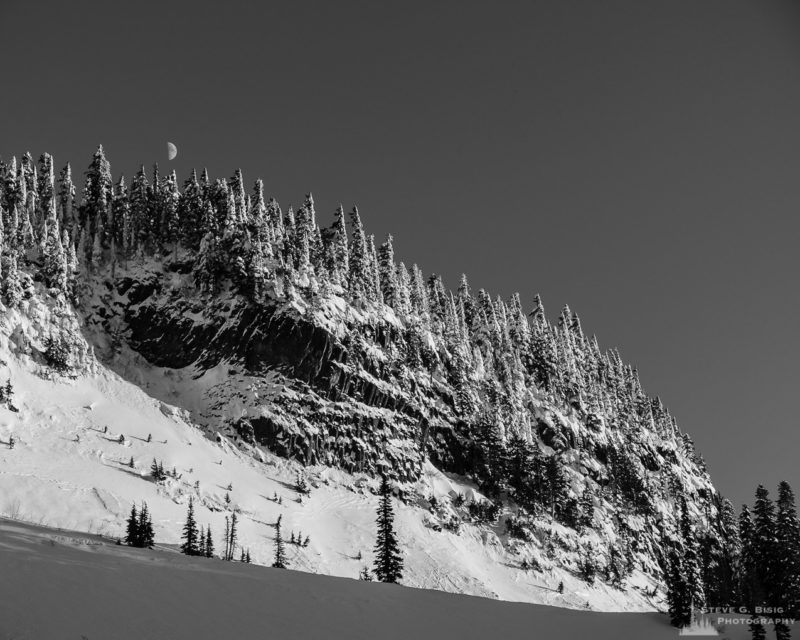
378;234;398;308
348;207;368;301
775;482;800;620
679;496;706;609
752;485;777;605
205;526;215;558
129;165;150;254
41;170;67;292
125;504;140;546
330;204;349;286
57;163;76;234
273;517;286;568
180;496;200;556
665;547;692;627
178;170;203;247
373;476;403;583
138;502;155;549
82;145;112;239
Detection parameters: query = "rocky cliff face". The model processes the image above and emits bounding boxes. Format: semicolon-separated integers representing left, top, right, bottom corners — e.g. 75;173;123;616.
84;263;453;483
76;256;724;598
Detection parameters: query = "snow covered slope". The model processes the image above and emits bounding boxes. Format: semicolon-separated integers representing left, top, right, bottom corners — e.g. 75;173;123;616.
0;518;706;640
0;304;660;611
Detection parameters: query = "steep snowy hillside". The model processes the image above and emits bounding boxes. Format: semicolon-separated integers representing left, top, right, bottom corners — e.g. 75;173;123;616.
0;148;736;616
1;297;658;610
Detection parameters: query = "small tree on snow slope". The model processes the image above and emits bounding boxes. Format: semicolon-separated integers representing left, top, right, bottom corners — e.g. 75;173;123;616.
180;497;200;556
273;517;287;568
373;475;403;583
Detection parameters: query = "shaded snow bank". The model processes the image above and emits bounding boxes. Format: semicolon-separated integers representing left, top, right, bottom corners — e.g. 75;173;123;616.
0;518;686;640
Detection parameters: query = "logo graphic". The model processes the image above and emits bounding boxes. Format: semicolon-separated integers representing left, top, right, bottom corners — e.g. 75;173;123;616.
678;610;719;636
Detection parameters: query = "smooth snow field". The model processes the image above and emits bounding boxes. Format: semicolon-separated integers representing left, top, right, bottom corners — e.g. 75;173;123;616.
0;518;682;640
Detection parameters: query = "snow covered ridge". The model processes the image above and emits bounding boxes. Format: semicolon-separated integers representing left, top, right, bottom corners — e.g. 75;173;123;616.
0;147;733;611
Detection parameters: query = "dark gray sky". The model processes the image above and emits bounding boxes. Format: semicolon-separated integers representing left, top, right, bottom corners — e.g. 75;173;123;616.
2;1;798;507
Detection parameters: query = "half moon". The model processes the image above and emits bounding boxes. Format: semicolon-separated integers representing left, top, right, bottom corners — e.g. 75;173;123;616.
167;142;178;161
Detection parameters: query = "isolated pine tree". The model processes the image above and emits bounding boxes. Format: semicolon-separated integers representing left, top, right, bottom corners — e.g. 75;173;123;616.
223;516;230;560
295;471;309;495
125;504;139;546
138;502;155;548
180;497;200;556
224;512;238;561
373;476;403;583
273;518;286;568
205;527;214;558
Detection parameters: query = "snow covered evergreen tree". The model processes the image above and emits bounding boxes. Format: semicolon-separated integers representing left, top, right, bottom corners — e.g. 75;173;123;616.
347;207;369;301
665;548;691;627
378;235;397;308
679;496;706;609
82;145;112;240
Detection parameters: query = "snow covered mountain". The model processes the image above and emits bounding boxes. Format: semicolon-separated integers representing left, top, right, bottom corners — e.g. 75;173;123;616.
0;147;734;613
